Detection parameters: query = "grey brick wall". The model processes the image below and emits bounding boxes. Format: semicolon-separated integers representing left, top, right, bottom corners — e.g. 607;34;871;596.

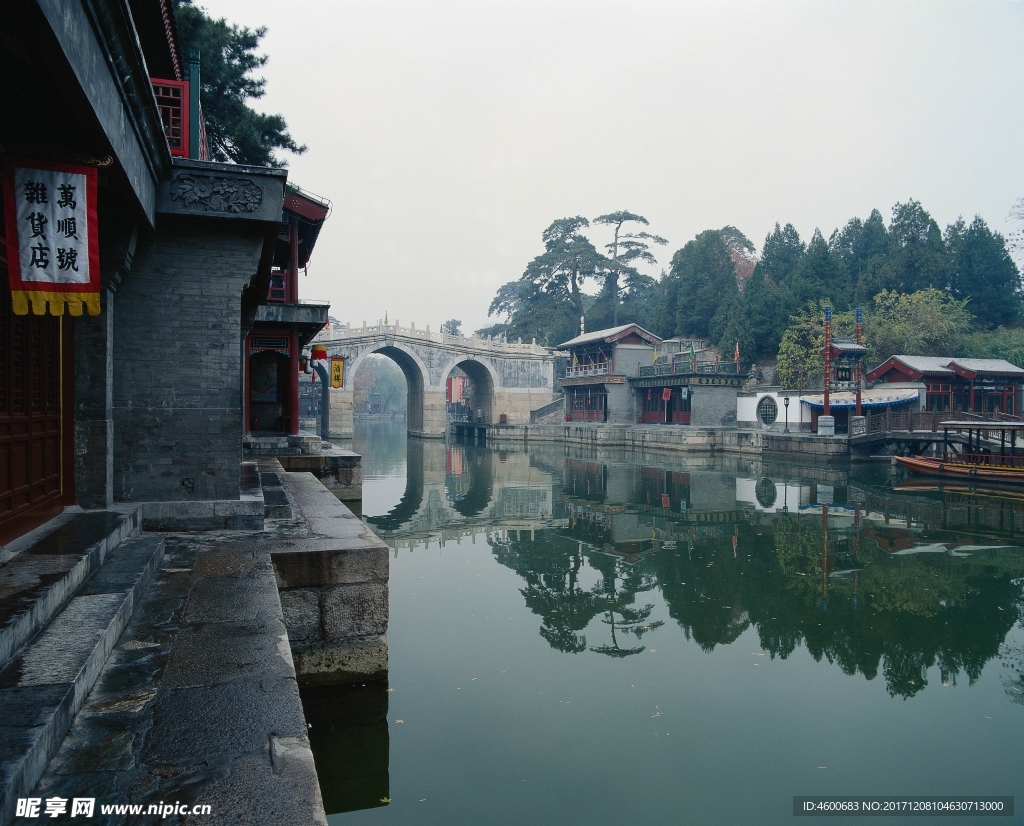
112;219;265;502
691;385;740;427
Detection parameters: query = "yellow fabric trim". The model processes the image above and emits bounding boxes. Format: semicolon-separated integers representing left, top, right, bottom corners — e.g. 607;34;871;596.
11;291;100;317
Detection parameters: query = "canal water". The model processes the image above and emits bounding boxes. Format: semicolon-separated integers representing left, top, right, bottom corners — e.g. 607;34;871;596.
306;419;1024;825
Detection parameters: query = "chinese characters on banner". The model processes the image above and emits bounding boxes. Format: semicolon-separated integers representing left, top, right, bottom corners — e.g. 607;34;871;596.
2;158;100;316
330;357;345;388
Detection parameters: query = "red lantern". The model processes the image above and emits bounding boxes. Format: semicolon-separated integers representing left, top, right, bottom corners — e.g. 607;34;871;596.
311;344;327;361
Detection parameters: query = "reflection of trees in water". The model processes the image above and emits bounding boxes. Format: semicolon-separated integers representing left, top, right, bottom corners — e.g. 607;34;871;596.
770;515;1024;697
489;531;661;656
490;515;1024;698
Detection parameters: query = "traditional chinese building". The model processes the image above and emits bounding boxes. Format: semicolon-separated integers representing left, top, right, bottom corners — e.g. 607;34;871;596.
558;324;747;426
559;324;661;423
245;185;330;436
866;356;1024;416
0;0;328;539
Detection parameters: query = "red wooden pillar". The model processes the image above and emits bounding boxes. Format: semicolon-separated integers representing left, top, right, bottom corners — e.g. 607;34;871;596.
289;329;299;434
969;378;975;413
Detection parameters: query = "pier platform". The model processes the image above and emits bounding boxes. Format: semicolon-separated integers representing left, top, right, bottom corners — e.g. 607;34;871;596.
0;464;386;825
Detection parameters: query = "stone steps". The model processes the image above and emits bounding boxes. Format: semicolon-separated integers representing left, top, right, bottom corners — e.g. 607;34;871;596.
0;510;140;675
0;530;164;826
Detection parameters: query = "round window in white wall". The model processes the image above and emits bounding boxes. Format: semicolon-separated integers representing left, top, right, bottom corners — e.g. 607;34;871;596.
757;396;778;427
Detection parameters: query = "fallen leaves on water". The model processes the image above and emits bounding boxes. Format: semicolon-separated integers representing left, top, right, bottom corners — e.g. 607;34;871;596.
649;648;657;653
470;675;478;680
381;797;391;803
394;719;405;724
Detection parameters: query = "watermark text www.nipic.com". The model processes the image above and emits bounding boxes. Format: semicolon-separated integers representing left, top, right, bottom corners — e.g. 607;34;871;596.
16;798;212;818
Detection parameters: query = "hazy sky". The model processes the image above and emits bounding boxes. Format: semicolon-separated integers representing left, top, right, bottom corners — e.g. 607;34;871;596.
199;0;1024;334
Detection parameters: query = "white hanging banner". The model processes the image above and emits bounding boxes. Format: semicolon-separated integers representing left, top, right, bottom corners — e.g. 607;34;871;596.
2;158;100;316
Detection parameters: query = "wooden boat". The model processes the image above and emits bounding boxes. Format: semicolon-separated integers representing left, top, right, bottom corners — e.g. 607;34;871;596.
894;454;1024;484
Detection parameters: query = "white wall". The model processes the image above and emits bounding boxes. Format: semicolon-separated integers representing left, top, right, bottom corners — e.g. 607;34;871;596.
737;390;809;431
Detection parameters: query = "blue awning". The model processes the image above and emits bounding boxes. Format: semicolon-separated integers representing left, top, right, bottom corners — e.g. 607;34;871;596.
801;389;918;409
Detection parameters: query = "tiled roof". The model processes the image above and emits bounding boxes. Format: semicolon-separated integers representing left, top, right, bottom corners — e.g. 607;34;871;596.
559;324;661;348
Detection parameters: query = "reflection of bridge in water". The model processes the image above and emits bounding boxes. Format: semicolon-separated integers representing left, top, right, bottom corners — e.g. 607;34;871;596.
360;433;1024;699
366;441;562;548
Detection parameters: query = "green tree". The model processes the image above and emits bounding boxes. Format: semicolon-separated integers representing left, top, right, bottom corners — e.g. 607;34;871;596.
665;228;740;340
888;200;949;293
946;216;1022;328
865;288;972;360
483;274;584;346
775;299;850;389
776;290;974;388
441;319;462;336
173;1;305;166
717;266;783;365
830;210;893;305
781;229;845;313
521;217;605;338
759;223;805;284
593;211;668;327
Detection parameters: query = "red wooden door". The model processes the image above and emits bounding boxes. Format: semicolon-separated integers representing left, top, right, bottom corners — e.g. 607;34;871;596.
0;287;66;533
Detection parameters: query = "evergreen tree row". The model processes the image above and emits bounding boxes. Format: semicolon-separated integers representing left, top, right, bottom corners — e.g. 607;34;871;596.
483;201;1022;367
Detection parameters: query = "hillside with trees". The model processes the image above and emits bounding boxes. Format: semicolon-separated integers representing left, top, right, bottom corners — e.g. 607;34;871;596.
482;200;1023;385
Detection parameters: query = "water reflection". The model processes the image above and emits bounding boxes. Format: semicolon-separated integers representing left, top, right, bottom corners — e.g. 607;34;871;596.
302;682;390;815
363;432;1024;702
322;423;1024;823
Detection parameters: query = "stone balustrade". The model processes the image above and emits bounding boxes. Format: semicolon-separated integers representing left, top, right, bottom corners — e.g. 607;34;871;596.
320;320;549;355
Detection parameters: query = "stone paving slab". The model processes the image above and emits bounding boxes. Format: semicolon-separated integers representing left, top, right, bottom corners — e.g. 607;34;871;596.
29;527;328;826
0;535;163;826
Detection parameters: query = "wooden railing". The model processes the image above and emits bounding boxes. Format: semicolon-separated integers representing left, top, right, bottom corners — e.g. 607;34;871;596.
863;408;1024;436
566;364;610;378
943;451;1024;468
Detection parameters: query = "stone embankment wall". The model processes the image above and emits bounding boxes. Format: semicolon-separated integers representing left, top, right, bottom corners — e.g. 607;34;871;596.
485;423;855;460
487;423;765;454
270;470;388;685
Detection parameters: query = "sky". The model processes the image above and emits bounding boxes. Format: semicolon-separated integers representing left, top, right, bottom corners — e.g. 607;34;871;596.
198;0;1024;334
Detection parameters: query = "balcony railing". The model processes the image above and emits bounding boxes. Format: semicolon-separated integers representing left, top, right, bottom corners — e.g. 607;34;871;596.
566;363;610;378
638;359;739;378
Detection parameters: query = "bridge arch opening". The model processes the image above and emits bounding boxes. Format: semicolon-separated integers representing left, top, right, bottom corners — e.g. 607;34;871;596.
349;345;430;432
445;359;495;425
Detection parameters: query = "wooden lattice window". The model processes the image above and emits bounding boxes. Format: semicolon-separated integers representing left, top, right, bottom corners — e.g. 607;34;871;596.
151;78;190;157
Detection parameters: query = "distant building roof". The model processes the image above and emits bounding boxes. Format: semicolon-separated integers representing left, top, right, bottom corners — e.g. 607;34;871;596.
867;355;1024;382
559;324;662;349
947;358;1024;376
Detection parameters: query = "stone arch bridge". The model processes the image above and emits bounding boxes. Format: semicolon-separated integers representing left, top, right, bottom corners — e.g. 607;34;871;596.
318;321;556;438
